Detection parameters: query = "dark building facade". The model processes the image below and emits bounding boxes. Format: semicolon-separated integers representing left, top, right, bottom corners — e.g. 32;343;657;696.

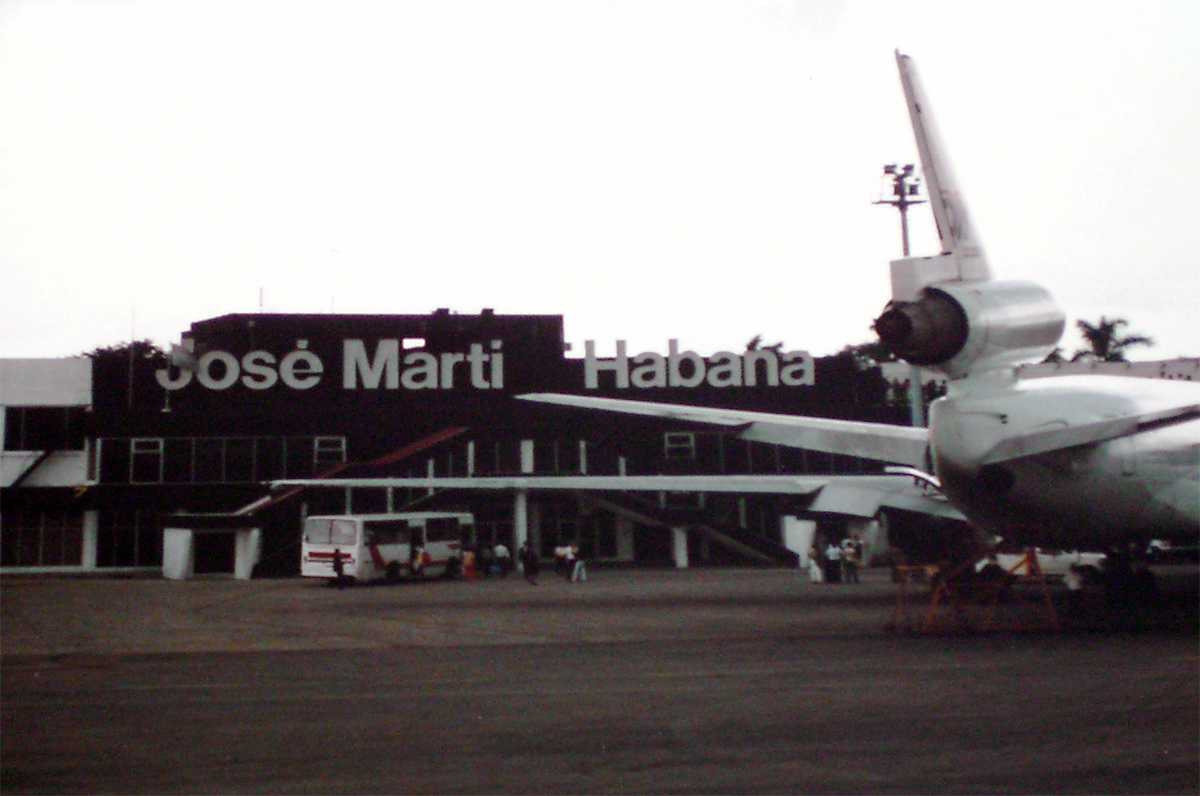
3;310;912;575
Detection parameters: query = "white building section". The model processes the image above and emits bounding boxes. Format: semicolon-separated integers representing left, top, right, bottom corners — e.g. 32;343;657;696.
1;357;99;572
0;358;92;407
1;358;93;489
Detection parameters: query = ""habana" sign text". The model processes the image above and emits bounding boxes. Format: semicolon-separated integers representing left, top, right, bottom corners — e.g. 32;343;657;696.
154;338;815;392
584;340;813;389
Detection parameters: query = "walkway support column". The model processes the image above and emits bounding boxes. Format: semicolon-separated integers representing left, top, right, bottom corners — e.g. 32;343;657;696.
162;528;194;580
234;528;261;580
671;526;689;569
82;510;99;571
513;489;529;571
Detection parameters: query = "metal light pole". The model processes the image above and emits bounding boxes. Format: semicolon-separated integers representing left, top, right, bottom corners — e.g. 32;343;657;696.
875;164;927;427
874;163;925;257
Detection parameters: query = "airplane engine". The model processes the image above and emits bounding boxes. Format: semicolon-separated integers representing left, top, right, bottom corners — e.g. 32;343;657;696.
873;280;1064;378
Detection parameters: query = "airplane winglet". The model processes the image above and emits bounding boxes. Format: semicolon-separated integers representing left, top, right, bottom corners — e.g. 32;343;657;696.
894;50;990;282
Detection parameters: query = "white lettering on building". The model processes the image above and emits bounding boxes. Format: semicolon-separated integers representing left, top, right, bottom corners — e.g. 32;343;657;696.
153;336;811;392
584;340;813;389
343;339;504;390
158;340;326;392
155;338;507;392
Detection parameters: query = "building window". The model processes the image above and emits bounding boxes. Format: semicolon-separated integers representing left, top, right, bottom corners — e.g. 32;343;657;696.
663;432;696;460
313;437;347;471
130;438;164;483
98;435;350;483
0;509;85;567
3;407;86;451
96;509;160;568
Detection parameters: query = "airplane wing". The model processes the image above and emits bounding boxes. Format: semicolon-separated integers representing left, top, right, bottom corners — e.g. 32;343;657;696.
517;393;929;468
271;473;965;521
981;402;1200;465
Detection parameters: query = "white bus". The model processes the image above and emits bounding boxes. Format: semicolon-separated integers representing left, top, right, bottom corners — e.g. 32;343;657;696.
300;512;472;584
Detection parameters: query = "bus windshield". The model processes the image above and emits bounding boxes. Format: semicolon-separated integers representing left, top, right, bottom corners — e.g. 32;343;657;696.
303;518;357;546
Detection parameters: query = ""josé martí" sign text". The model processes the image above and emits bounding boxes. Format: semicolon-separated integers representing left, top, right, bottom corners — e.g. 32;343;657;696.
155;339;814;392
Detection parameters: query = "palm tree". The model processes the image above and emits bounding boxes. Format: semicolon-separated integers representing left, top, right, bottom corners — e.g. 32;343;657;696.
1071;316;1154;362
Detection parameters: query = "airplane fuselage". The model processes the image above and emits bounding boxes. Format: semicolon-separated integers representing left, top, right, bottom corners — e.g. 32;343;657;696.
930;374;1200;550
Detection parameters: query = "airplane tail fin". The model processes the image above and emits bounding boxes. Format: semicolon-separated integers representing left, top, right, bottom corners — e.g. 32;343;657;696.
875;53;1064;377
890;51;990;296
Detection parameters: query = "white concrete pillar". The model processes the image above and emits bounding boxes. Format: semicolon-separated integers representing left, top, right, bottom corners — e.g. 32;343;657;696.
578;440;587;474
81;510;99;571
513;488;529;567
671;526;689;569
234;528;261;580
467;440;476;477
520;439;535;473
616;516;635;562
781;516;817;568
162;528;194;580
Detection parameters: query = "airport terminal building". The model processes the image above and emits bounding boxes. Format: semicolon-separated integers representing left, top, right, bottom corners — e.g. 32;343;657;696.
2;309;918;577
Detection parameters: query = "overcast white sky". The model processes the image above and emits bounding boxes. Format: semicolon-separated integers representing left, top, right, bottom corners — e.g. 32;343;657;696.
2;0;1197;362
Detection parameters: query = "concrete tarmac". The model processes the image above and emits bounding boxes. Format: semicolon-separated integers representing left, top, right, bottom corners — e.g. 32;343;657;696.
2;567;1197;794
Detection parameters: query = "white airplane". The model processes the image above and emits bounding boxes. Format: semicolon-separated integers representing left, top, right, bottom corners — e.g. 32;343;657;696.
275;53;1198;563
518;51;1200;555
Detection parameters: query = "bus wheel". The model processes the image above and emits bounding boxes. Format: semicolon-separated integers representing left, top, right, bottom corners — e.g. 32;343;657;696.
386;561;402;582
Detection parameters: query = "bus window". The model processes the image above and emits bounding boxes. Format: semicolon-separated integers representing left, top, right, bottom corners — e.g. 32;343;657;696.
363;519;409;546
425;517;458;542
307;518;359;546
330;519;357;545
303;518;332;545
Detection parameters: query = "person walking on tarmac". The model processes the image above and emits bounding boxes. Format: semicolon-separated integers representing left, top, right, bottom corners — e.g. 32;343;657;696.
841;537;862;584
409;541;428;579
331;548;346;589
824;541;843;584
518;540;540;586
569;543;587;583
493;542;512;578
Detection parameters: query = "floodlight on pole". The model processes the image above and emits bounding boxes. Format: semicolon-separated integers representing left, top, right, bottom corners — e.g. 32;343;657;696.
873;163;925;257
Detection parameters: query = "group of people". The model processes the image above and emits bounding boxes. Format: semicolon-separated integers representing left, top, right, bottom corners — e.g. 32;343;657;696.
807;537;863;584
463;542;514;579
460;540;586;586
517;540;587;586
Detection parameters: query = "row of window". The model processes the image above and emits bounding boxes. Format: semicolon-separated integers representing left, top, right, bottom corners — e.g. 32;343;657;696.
95;436;348;484
0;509;84;567
3;407;87;452
0;508;162;569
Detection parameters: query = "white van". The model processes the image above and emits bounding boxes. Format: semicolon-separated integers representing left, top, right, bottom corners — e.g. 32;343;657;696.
300;512;471;584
